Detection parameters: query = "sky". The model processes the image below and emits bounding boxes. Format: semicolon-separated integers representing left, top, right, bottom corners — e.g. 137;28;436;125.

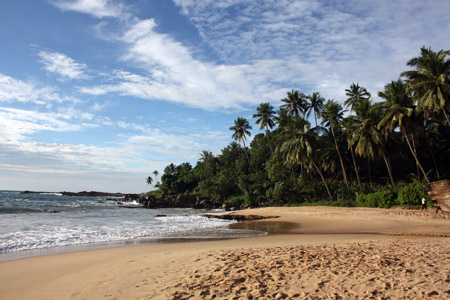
0;0;449;193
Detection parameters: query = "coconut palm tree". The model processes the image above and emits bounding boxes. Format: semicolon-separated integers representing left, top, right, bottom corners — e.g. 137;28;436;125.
320;99;349;188
377;79;430;184
305;92;325;126
401;46;450;126
281;89;308;117
279;116;333;201
146;176;154;187
253;102;276;153
345;83;371;112
342;116;363;193
230;117;252;169
349;98;397;193
153;170;159;185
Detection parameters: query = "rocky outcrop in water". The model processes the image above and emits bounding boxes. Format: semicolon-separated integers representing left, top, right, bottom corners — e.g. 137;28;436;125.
122;194;224;209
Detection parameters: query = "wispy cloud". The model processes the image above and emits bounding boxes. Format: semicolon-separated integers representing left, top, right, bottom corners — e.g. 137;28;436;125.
37;50;89;80
50;0;127;19
0;73;69;105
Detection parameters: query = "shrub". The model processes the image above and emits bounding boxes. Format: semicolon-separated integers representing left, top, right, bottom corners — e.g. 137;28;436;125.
356;188;396;208
225;195;248;208
397;182;429;207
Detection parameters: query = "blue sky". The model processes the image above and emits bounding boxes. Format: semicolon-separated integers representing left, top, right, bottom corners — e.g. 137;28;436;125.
0;0;448;193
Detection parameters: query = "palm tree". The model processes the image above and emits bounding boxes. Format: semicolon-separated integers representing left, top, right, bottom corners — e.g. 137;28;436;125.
320;99;349;188
401;46;450;126
253;102;276;153
279;116;333;201
230;117;252;169
153;170;159;185
349;98;397;193
345;83;371;112
342;117;363;193
146;176;154;187
281;89;308;117
305;92;325;126
377;79;430;184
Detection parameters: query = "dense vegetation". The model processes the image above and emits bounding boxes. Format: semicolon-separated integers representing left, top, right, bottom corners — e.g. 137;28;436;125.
147;47;450;209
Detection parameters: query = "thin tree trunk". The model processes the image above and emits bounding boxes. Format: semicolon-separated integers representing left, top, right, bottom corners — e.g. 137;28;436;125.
242;140;252;172
368;159;373;189
381;151;397;193
403;131;430;184
410;133;420;180
331;126;349;188
265;127;274;154
425;136;440;178
351;145;363;193
311;159;333;201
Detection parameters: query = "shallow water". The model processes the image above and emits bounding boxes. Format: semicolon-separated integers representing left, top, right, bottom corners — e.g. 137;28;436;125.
0;190;265;260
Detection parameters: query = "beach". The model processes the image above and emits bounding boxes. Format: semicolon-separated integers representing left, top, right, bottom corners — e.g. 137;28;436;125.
1;206;450;299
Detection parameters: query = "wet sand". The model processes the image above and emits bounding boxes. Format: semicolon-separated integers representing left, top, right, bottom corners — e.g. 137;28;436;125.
1;206;450;299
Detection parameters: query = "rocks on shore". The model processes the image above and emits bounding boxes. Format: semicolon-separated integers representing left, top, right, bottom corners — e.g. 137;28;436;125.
202;214;280;222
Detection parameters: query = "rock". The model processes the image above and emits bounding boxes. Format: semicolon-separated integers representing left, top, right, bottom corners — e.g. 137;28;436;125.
202;214;280;221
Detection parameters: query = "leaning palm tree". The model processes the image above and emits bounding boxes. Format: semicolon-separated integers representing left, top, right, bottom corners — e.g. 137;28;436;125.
305;92;325;126
281;89;308;117
146;176;154;187
230;117;252;168
342;116;363;193
401;46;450;126
350;98;397;193
279;116;333;201
345;83;371;112
253;102;276;153
320;99;349;188
377;79;430;184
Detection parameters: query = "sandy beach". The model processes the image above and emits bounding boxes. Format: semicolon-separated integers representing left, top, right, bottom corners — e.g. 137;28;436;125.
1;206;450;299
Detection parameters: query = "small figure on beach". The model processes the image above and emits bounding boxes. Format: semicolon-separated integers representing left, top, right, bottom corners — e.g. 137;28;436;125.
421;197;427;210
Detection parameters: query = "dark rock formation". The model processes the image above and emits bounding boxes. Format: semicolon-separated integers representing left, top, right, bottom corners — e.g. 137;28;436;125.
120;194;224;210
202;214;280;222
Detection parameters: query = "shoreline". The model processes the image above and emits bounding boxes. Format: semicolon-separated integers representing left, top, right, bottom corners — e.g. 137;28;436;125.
2;206;450;299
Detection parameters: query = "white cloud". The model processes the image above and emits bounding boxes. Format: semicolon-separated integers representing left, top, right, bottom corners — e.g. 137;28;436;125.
38;50;89;80
0;73;66;104
51;0;127;19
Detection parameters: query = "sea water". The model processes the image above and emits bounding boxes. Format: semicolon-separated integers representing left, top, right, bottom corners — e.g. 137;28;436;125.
0;190;264;260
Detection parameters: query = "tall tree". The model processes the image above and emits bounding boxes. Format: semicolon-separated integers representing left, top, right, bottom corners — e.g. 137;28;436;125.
345;83;371;112
402;46;450;126
320;99;349;188
342;117;363;193
281;89;308;117
153;170;159;185
253;102;276;153
349;98;397;193
146;176;154;187
279;116;333;201
230;117;252;169
377;79;430;184
305;92;325;126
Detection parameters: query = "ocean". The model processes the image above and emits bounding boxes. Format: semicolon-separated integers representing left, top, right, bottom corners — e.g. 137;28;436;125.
0;190;264;261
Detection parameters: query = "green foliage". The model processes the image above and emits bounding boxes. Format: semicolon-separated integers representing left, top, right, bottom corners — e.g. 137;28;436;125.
148;47;450;209
397;182;429;206
356;188;396;208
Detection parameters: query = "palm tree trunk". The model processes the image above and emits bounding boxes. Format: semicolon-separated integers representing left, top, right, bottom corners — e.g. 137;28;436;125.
403;131;430;184
242;140;252;172
425;136;440;178
381;151;397;193
368;159;373;189
331;127;349;188
311;159;333;201
265;128;274;154
350;145;363;193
